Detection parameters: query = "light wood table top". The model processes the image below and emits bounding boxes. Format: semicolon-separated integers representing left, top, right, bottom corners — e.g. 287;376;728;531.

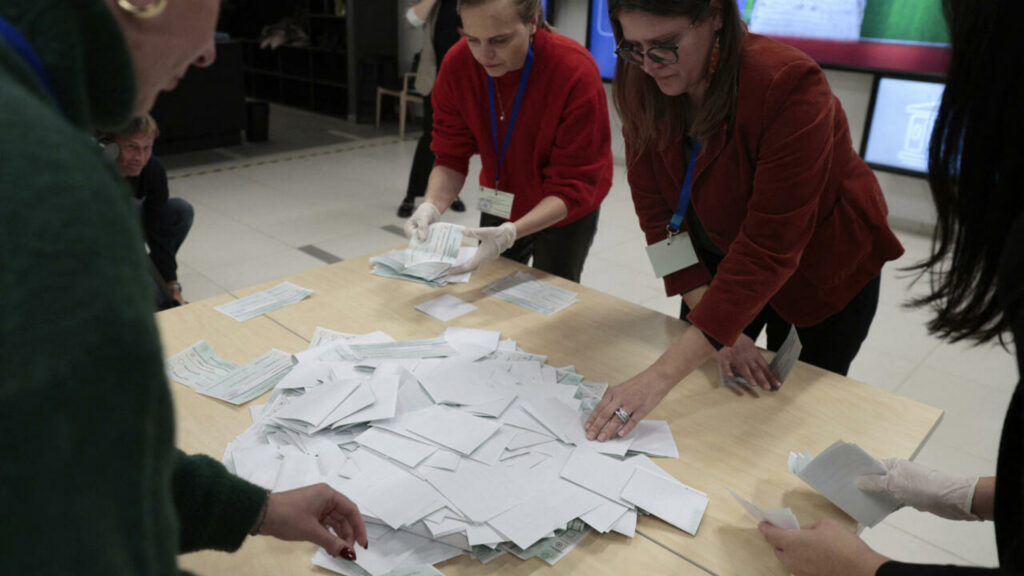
159;254;942;576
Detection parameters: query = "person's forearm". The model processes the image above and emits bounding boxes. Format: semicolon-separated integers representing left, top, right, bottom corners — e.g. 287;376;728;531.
646;324;717;386
682;285;709;311
512;196;568;238
971;476;996;521
424;165;466;212
411;0;437;23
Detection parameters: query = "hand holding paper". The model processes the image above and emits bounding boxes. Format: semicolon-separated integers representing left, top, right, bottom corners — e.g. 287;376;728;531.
404;202;442;240
856;458;982;521
450;222;516;275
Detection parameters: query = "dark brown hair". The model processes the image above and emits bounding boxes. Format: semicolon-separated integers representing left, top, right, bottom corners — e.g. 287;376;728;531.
457;0;553;31
610;0;743;159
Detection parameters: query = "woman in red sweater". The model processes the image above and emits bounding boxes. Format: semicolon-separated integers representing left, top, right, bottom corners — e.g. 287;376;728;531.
402;0;612;282
586;0;903;441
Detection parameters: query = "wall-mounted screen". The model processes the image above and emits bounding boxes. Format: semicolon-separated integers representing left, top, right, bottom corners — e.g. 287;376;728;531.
588;0;950;81
861;75;946;176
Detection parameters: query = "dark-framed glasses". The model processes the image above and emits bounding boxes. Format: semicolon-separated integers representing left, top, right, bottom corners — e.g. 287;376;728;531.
614;5;706;67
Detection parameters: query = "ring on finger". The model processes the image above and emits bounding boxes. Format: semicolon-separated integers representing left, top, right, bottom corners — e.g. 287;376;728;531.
614;407;630;424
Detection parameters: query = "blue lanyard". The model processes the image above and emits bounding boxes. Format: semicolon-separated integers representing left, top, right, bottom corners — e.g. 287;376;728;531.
487;46;534;188
0;15;63;117
668;141;702;235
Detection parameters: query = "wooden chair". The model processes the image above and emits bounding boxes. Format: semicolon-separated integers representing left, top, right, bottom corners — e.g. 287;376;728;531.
376;72;423;140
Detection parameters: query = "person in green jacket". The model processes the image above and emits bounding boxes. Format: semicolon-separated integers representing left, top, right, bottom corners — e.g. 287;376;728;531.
0;0;367;573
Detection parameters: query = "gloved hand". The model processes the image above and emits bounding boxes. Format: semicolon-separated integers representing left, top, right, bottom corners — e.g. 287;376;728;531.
449;221;517;275
403;202;442;241
856;458;981;521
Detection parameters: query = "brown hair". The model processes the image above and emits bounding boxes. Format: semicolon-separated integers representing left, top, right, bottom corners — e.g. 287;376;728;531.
457;0;554;31
610;0;743;160
110;114;160;140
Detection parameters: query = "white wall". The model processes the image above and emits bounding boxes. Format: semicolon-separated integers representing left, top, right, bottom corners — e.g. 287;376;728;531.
400;0;936;232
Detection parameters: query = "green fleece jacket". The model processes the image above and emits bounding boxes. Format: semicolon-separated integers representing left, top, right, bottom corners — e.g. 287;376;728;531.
0;1;267;574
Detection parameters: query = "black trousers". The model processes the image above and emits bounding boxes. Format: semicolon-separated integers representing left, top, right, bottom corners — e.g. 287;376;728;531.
404;95;434;199
480;209;599;283
680;256;880;377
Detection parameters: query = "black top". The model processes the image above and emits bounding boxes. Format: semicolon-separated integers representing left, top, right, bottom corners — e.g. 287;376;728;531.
878;215;1024;574
433;0;461;67
125;156;178;282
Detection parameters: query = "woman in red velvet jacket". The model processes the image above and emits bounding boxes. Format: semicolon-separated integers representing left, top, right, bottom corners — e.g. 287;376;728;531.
401;0;612;283
587;0;904;441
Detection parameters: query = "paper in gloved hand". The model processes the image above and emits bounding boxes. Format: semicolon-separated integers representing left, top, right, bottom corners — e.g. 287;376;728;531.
788;440;902;527
721;325;803;389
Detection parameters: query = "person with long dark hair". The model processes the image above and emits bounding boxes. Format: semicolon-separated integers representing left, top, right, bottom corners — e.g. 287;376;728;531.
586;0;903;441
758;1;1023;574
402;0;612;282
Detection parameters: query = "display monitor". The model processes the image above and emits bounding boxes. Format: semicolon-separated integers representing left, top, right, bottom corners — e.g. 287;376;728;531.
587;0;950;80
861;75;946;177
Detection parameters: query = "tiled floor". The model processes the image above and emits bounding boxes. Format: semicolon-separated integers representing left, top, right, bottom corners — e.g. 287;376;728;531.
166;105;1013;569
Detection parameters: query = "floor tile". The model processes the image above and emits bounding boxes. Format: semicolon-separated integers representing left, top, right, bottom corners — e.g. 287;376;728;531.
203;248;325;293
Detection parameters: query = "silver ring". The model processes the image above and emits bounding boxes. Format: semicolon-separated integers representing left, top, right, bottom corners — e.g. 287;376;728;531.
615;407;630;424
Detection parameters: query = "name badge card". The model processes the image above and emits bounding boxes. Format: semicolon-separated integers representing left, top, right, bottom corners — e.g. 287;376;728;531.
645;232;700;278
477;187;515;219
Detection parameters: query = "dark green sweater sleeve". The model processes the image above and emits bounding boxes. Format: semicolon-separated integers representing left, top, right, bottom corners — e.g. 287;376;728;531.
172;450;268;553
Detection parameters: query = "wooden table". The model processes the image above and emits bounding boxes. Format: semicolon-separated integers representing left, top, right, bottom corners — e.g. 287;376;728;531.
159;254;942;576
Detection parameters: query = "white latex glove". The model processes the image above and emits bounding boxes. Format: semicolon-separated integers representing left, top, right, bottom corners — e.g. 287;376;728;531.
449;221;517;275
403;202;441;241
856;458;981;521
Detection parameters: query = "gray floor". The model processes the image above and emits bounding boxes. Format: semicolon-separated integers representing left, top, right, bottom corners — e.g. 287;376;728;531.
164;103;1011;568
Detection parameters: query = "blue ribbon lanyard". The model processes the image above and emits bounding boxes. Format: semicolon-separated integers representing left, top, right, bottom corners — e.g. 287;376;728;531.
667;141;702;238
487;46;534;189
0;14;64;117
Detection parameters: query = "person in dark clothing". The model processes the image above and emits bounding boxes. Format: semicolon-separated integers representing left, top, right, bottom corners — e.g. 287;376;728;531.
0;0;367;574
758;1;1024;574
110;114;194;308
397;0;466;217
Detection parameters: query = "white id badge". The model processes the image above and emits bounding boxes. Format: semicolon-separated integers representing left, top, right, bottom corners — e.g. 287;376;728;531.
478;186;515;219
645;232;700;278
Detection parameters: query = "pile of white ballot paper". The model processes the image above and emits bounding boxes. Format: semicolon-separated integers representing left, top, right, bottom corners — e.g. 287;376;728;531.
211;326;706;575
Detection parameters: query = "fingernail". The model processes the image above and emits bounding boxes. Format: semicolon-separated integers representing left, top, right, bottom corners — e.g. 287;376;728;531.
341;547;356;561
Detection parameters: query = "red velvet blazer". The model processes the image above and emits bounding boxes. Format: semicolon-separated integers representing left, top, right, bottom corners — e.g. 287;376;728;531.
627;33;904;346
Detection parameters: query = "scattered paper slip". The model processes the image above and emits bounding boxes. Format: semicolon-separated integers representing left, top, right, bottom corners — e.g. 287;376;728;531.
165;340;293;404
483;272;578;316
415;294;478;322
789;440;901;527
620;467;709;535
727;488;800;530
214;281;313;322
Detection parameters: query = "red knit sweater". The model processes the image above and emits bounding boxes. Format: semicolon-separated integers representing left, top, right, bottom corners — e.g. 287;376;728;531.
430;29;612;225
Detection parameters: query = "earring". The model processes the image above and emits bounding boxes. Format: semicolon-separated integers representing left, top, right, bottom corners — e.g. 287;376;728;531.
116;0;168;19
705;33;721;85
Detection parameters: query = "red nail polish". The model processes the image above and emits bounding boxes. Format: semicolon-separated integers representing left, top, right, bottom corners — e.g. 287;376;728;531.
341;547;356;561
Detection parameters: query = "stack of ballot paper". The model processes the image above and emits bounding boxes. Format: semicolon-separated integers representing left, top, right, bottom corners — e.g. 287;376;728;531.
482;272;579;316
214;282;313;322
789;440;902;527
371;223;476;286
215;326;703;575
165;340;294;405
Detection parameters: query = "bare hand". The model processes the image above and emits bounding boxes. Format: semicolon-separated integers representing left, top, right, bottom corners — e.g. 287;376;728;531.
759;519;888;576
584;370;674;441
718;334;779;391
258;484;368;560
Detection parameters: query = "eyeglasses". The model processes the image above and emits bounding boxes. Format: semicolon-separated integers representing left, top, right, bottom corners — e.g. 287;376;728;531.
614;6;707;67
